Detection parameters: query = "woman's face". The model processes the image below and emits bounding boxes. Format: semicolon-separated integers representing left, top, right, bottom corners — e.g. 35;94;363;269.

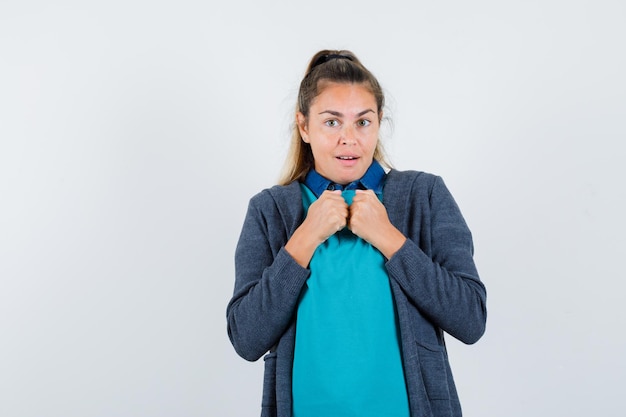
297;82;380;185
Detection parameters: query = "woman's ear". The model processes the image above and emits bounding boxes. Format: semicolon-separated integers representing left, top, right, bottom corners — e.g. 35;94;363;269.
296;112;309;142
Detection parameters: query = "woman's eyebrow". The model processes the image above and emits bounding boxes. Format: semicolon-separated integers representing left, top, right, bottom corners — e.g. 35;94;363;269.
318;109;376;117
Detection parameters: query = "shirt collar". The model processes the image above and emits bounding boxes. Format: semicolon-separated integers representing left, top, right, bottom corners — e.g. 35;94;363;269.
303;160;386;198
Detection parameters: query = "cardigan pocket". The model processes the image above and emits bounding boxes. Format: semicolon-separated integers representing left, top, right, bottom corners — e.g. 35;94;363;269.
415;341;450;401
261;351;278;411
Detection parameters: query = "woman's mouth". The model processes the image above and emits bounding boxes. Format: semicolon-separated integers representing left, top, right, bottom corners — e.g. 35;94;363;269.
336;155;360;166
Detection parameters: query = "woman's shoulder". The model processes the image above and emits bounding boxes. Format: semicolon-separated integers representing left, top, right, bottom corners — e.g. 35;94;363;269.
245;182;303;231
386;168;442;190
250;181;300;200
384;168;461;207
247;181;302;211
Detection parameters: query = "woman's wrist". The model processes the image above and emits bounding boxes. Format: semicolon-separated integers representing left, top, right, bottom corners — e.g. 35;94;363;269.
376;225;407;260
284;224;320;268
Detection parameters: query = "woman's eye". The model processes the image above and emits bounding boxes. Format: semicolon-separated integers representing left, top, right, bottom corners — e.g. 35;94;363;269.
325;120;339;127
357;119;371;127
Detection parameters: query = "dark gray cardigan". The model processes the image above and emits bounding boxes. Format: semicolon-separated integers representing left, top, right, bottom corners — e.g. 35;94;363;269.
227;169;487;417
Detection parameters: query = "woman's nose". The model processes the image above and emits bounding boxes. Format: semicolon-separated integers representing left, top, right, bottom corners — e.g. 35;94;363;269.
340;125;357;145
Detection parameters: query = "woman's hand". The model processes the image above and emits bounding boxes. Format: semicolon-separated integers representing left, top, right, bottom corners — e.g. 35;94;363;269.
285;190;348;267
306;190;350;241
349;189;406;259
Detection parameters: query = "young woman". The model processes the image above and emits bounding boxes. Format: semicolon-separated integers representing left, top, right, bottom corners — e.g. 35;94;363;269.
227;50;487;417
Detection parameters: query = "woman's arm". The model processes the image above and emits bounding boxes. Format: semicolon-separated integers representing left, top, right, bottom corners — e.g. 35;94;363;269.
227;187;353;360
386;175;487;344
226;194;309;361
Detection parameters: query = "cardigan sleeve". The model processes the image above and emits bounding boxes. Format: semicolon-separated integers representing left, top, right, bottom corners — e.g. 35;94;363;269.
385;175;487;344
226;191;309;361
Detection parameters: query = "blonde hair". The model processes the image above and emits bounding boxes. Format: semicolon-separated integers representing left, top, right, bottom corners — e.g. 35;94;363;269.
278;50;391;185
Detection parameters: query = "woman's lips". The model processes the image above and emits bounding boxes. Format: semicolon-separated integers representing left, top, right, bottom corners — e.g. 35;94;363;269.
336;155;359;166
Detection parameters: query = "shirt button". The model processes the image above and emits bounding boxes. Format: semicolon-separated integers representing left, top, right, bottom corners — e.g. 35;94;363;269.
327;184;336;191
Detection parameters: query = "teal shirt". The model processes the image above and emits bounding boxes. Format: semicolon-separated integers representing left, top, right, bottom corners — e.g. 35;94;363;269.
292;185;410;417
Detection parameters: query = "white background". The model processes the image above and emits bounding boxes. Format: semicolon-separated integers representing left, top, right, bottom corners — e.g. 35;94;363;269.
1;1;625;416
